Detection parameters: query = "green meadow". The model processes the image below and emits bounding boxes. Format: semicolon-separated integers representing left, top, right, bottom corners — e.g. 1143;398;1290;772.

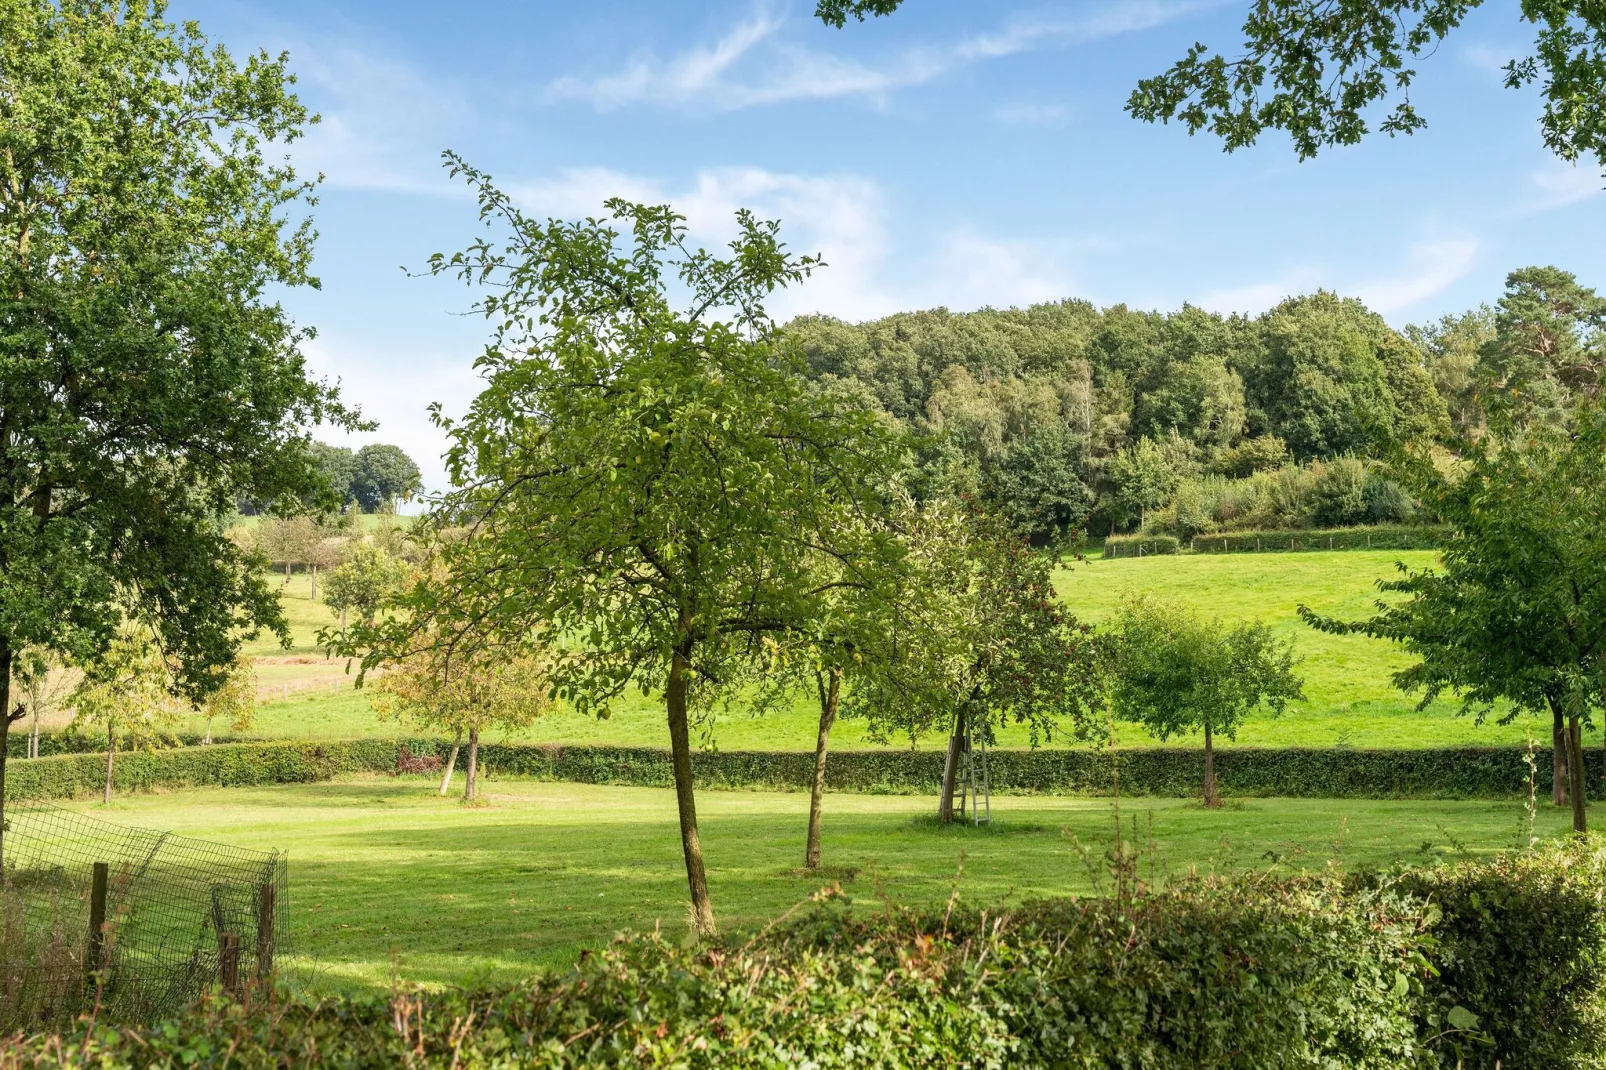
173;548;1561;751
63;777;1586;993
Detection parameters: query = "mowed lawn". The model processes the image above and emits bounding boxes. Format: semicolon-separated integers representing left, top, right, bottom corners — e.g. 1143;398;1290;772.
64;777;1588;993
146;548;1567;751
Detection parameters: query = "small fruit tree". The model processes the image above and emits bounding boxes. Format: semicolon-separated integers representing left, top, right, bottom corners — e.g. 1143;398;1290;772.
1112;596;1302;807
356;158;907;935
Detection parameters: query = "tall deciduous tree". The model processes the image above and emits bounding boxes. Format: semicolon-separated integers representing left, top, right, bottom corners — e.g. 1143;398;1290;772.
359;158;908;936
0;0;354;866
1111;596;1303;807
352;444;422;513
1302;401;1606;832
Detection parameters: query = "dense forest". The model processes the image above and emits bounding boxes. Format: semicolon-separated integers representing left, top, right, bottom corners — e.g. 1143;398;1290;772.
788;265;1603;540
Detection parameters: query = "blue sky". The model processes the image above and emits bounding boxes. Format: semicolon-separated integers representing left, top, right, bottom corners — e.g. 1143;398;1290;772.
178;0;1606;493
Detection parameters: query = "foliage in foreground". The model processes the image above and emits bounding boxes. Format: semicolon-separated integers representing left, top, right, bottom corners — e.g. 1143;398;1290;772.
11;837;1606;1068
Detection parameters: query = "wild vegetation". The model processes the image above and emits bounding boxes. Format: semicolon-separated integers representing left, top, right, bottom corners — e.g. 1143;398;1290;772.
8;0;1606;1060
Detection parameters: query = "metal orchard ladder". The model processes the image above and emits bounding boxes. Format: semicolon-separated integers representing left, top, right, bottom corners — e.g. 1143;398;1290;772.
957;717;992;826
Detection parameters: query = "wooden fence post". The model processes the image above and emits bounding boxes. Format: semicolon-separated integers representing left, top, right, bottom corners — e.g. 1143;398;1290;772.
86;861;108;981
219;932;240;995
256;882;276;982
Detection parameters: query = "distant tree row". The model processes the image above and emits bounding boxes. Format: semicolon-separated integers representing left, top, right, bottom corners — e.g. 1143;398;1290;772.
788;266;1606;538
308;442;422;513
236;442;422;516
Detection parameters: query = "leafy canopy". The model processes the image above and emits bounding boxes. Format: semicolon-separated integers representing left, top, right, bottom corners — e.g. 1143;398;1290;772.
1111;594;1303;742
1126;1;1606;166
1301;401;1606;726
362;153;910;720
0;0;357;703
820;0;1606;170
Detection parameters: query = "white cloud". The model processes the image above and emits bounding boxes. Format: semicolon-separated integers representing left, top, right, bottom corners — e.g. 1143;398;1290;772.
1525;161;1606;214
993;101;1073;127
1196;237;1477;319
1198;274;1323;317
1353;238;1479;314
282;41;474;198
549;1;1213;111
511;164;1079;321
302;331;484;497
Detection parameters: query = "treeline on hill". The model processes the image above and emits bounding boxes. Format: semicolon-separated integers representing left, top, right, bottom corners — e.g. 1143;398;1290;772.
787;265;1601;541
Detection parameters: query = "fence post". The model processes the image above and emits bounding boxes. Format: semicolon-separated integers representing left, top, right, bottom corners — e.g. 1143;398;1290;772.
219;933;240;995
86;861;109;981
256;882;276;982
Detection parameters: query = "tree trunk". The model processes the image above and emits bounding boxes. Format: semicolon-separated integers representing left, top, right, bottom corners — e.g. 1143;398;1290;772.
202;719;212;745
104;721;116;805
804;667;841;870
440;729;462;796
463;726;479;802
284;561;291;584
1202;720;1220;808
1555;702;1569;807
939;703;969;825
666;640;716;938
1569;714;1588;834
0;636;12;875
340;607;347;640
309;564;317;601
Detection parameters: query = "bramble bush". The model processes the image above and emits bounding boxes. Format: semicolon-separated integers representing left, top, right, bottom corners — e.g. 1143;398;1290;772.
12;839;1606;1067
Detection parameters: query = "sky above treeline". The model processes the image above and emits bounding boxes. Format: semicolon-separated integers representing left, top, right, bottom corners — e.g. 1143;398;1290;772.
182;0;1606;493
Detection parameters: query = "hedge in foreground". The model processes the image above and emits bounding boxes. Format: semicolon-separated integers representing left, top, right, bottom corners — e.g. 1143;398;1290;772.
14;839;1606;1068
5;738;1592;802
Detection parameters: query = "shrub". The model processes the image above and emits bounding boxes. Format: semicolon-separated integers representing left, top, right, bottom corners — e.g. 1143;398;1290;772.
1310;457;1371;526
6;738;1597;803
1364;471;1417;524
8;875;1433;1067
1103;534;1180;558
1382;837;1606;1068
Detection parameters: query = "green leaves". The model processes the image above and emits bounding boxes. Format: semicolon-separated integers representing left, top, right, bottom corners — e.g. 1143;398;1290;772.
0;0;358;702
1111;595;1304;743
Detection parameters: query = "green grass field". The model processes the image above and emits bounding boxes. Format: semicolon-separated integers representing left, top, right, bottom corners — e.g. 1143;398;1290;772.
174;549;1566;751
64;778;1588;993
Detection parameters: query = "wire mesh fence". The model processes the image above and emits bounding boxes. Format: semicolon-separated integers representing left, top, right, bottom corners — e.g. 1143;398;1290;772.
0;804;286;1029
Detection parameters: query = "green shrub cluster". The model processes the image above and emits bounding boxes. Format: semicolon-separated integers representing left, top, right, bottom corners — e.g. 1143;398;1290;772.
1151;458;1421;541
1186;524;1448;554
1102;534;1180;558
15;839;1606;1067
4;739;1592;802
1379;841;1606;1067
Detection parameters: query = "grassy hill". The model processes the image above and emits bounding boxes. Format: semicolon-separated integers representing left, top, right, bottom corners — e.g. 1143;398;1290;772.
117;548;1558;752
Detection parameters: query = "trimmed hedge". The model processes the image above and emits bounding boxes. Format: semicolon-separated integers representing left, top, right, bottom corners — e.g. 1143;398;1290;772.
1102;533;1181;558
16;839;1606;1067
3;738;1592;802
1187;524;1448;554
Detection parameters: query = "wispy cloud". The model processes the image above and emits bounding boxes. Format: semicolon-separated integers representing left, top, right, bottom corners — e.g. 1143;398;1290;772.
1354;238;1479;314
1524;160;1606;214
509;164;1080;321
993;101;1073;127
1196;237;1478;319
549;1;1212;111
281;39;474;198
